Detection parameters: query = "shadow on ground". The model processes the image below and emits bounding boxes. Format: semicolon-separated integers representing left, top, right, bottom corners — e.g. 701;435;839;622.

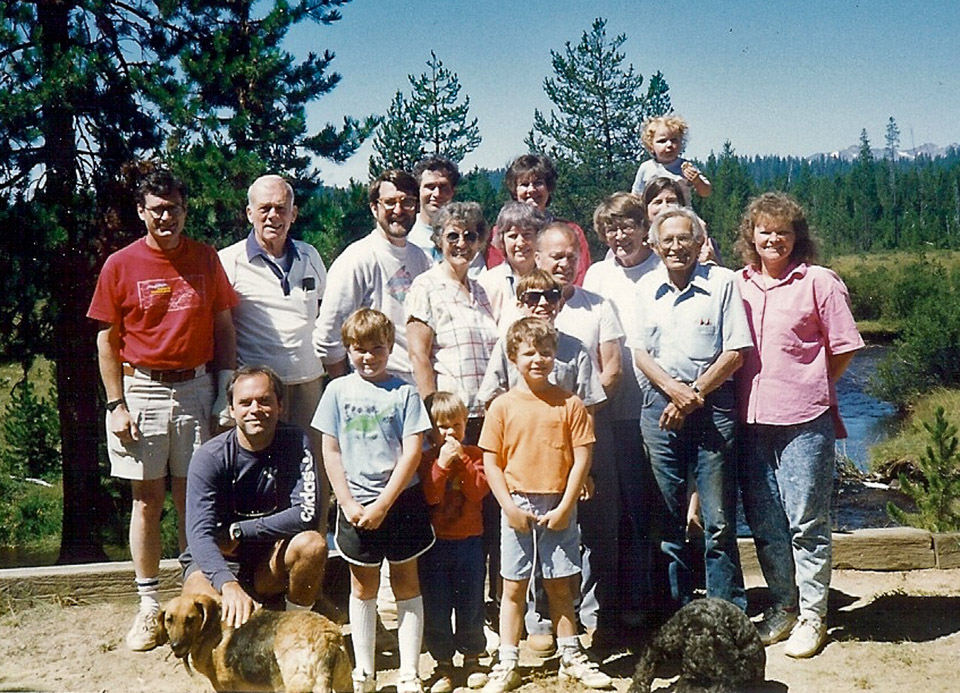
831;591;960;643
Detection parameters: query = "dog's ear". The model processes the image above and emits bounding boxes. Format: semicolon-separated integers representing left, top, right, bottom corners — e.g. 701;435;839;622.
155;608;169;646
195;594;221;637
331;639;354;693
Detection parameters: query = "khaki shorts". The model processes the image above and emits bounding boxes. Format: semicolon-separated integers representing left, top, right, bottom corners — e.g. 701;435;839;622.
106;371;213;481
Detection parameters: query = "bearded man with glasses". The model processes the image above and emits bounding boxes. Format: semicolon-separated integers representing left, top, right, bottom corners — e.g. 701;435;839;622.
179;366;326;629
87;167;238;651
315;169;431;384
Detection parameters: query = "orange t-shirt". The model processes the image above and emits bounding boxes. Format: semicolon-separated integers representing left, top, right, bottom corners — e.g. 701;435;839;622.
478;385;595;494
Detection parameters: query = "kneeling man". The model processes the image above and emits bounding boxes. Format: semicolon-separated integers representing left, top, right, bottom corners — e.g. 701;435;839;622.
181;366;327;627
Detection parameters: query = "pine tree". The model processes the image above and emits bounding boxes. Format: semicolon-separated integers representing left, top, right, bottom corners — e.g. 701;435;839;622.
526;17;671;230
369;51;480;176
0;0;369;562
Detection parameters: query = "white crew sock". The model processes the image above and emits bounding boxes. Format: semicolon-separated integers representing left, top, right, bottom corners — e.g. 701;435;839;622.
285;597;312;612
396;595;424;678
349;595;378;678
135;576;160;611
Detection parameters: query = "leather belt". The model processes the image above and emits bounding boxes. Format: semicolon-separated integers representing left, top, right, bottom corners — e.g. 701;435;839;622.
122;363;207;384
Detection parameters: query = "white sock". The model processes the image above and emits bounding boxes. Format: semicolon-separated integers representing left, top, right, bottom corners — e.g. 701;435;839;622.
498;644;520;667
349;595;377;678
396;595;424;678
558;635;580;659
135;577;160;611
285;597;312;612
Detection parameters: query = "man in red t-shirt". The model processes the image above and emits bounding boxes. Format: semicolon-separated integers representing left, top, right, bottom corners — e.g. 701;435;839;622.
87;169;237;652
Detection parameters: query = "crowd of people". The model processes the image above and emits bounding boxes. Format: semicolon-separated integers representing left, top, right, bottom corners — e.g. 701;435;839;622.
87;113;863;693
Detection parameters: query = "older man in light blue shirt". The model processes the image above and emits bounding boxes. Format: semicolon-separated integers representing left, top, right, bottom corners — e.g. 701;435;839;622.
627;206;753;613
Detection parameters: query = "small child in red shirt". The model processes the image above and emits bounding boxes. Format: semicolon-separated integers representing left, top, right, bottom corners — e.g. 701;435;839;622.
418;392;491;693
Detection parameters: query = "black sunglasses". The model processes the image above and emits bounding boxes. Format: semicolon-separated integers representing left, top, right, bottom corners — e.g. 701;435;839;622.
519;289;562;306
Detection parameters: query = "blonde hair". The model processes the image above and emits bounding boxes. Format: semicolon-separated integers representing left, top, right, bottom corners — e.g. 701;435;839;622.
424;391;468;426
506;317;557;361
341;308;395;349
593;192;646;239
641;115;689;154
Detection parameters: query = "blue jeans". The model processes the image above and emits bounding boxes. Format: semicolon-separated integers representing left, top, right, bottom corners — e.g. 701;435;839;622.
740;412;834;619
418;536;486;661
641;383;745;611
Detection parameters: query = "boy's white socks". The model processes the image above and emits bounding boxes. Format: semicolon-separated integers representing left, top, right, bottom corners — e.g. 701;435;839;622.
349;595;378;677
558;634;580;659
396;595;424;677
499;644;520;666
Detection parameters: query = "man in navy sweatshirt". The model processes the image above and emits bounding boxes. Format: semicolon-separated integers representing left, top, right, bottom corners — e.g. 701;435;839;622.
180;366;327;627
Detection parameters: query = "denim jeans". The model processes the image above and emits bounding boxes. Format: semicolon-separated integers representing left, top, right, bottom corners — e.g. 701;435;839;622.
641;383;745;611
418;536;486;661
740;411;834;619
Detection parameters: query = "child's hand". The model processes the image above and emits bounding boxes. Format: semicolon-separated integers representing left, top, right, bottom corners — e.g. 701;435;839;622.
681;161;701;182
537;506;571;531
341;499;365;527
358;501;388;531
504;504;535;533
437;435;463;469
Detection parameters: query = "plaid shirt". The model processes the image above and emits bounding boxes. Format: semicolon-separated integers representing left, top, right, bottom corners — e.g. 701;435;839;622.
405;265;499;417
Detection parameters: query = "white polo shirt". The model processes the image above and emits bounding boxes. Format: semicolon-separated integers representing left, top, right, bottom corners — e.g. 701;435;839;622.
627;262;753;385
219;232;327;384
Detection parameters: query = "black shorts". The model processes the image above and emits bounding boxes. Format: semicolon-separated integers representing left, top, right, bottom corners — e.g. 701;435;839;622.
334;484;435;567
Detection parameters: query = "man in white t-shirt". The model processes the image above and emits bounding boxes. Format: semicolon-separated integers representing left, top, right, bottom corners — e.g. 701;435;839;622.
315;169;431;383
219;174;330;527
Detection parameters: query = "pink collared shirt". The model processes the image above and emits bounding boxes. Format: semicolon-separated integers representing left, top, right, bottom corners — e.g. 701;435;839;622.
736;262;864;428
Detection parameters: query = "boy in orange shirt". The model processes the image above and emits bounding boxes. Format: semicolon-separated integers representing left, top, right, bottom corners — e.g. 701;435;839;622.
418;392;490;692
478;318;610;692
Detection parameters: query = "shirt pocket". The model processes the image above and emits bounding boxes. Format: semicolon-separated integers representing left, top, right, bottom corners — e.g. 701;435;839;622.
688;323;718;357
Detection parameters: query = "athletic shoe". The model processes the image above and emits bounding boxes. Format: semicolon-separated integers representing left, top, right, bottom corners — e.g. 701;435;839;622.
428;661;453;693
784;615;827;658
481;661;520;693
558;650;612;689
396;672;424;693
352;670;376;693
125;604;161;652
463;655;488;689
755;606;798;646
526;632;556;657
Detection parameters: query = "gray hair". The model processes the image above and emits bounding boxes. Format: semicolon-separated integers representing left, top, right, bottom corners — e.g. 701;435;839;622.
247;174;295;207
430;201;488;249
492;202;549;251
648;206;705;247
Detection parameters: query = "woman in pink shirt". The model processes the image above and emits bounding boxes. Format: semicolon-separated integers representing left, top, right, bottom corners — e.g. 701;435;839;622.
735;193;863;659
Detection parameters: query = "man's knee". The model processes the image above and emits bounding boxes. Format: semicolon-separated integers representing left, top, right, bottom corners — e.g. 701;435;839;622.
286;530;328;569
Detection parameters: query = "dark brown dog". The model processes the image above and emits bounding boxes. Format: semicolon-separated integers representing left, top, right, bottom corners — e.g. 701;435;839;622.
158;593;353;693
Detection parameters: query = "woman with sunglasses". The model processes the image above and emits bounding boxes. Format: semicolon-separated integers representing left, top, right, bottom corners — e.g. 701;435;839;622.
406;201;499;445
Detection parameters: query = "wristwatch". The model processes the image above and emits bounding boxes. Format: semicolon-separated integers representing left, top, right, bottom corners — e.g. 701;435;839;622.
106;398;125;412
228;522;242;541
690;382;702;395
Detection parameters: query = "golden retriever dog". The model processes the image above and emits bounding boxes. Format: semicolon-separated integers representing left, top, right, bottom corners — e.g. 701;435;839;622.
158;593;353;693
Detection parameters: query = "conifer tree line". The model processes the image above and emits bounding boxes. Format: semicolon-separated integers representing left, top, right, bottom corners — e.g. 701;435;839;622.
1;3;957;562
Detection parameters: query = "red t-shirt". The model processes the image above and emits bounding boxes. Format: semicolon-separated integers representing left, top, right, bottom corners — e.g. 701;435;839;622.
87;237;238;370
418;444;489;540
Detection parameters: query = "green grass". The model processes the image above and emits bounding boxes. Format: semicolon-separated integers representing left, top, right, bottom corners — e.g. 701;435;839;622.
827;249;960;275
0;357;56;450
869;388;960;474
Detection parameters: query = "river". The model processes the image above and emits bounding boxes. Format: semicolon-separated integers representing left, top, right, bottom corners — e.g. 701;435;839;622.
834;345;897;472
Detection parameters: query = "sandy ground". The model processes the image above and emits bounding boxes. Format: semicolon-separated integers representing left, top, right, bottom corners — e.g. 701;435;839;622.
1;567;958;693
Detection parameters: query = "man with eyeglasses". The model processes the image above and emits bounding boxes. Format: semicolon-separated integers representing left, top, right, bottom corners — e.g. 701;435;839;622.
179;366;327;629
315;169;431;383
87;167;238;651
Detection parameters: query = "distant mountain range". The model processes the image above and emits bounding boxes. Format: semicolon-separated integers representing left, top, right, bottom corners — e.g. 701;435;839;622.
812;142;959;162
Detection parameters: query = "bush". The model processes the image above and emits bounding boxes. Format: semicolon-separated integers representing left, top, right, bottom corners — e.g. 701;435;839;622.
1;371;61;480
0;477;62;547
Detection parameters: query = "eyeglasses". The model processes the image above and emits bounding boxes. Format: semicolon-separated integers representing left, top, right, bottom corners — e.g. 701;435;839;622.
657;235;697;249
603;223;640;239
231;465;279;519
142;204;184;219
443;230;480;245
378;197;417;211
519;288;562;306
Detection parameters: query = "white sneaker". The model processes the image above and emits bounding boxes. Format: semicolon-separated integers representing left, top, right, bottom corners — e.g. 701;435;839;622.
481;661;520;693
784;615;827;658
352;670;376;693
558;650;612;689
396;672;424;693
755;606;798;645
125;604;161;652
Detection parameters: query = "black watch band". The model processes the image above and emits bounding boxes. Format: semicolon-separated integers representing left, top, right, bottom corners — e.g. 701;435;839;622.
106;398;125;412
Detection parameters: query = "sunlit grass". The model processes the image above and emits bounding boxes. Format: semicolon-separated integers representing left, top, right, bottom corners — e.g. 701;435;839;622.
869;388;960;473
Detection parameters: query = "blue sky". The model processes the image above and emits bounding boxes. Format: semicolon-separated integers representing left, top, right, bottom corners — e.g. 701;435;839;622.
289;1;960;187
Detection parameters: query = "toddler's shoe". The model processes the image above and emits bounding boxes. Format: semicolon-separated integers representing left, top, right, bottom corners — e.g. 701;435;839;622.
481;661;520;693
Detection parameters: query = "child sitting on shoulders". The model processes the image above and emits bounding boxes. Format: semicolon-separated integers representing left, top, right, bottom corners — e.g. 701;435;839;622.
418;391;491;693
313;308;435;693
631;115;712;203
478;317;611;693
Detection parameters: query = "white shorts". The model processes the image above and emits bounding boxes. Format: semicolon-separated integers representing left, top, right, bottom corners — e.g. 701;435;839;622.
106;371;213;481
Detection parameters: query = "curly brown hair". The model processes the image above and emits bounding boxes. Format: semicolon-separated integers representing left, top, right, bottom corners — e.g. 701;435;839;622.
735;192;819;268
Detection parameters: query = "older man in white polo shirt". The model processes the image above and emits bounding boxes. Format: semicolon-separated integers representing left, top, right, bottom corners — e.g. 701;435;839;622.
219;174;329;526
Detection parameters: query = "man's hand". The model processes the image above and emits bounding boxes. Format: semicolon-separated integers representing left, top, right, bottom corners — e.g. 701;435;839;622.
503;503;535;533
211;369;235;432
579;475;596;501
537;506;572;531
659;402;687;431
109;406;141;444
220;581;258;628
666;381;703;415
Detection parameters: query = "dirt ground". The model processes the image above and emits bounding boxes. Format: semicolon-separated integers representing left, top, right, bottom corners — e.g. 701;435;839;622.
1;567;958;693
